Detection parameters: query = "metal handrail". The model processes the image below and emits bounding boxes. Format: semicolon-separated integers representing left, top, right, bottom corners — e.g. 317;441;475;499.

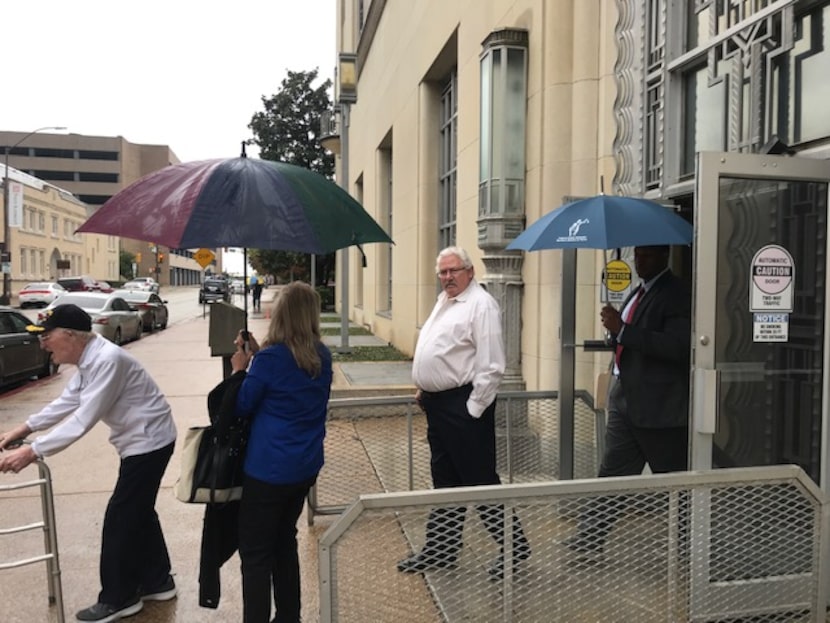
306;389;600;524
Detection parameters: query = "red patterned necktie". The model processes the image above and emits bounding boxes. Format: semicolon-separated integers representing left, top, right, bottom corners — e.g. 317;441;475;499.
615;287;644;371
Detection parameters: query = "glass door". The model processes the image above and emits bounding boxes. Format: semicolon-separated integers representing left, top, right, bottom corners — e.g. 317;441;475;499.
692;151;830;483
690;151;830;617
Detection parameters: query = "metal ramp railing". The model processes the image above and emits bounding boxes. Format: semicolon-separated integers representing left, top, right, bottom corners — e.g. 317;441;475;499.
318;465;829;623
308;390;603;524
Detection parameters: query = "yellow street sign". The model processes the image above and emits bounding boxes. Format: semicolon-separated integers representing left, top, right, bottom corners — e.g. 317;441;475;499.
194;248;216;269
604;259;632;292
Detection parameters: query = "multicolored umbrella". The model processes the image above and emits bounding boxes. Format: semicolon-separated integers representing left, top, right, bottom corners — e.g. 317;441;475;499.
77;156;393;254
506;194;692;251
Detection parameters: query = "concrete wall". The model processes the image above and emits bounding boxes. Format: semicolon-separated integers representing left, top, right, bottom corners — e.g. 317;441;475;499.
337;0;619;393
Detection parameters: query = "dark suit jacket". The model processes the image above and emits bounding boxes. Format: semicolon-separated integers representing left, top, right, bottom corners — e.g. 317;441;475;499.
199;371;246;609
614;269;691;429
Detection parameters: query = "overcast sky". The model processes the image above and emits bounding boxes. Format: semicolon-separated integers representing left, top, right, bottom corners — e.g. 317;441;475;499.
5;0;336;162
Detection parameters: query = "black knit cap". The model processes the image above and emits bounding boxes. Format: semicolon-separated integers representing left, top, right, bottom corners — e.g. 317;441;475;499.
27;304;92;334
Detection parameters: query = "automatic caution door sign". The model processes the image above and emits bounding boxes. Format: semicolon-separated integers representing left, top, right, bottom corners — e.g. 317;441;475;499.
749;244;794;312
602;259;632;304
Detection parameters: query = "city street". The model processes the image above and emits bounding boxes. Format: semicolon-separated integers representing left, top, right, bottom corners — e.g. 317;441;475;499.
0;287;325;623
14;285;237;325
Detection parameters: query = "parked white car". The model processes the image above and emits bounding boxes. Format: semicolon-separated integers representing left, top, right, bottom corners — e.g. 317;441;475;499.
18;282;67;308
122;277;159;293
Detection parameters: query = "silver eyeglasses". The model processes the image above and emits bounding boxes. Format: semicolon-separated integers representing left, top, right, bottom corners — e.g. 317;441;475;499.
436;267;469;278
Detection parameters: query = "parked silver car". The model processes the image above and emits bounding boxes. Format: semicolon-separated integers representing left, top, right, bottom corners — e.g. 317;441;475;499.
39;293;142;345
114;290;169;333
0;307;58;388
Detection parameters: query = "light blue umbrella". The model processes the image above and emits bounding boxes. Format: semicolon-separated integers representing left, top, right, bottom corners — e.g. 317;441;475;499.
506;195;692;251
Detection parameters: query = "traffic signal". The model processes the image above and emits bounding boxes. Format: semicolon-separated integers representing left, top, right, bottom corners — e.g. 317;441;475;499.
135;252;142;263
157;253;164;263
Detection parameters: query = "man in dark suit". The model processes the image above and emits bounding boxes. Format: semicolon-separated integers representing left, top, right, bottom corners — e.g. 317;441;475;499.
567;245;691;556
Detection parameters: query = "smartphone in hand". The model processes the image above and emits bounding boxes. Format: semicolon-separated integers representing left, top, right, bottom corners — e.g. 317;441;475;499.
240;330;251;353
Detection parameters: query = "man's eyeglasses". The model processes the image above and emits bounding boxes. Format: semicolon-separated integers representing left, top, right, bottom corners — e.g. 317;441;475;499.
436;267;469;278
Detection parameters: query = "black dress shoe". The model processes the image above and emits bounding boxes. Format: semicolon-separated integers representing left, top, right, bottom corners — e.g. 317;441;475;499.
488;544;532;580
397;551;457;573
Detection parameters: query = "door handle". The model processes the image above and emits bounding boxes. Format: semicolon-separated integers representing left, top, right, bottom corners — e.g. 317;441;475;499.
693;368;718;434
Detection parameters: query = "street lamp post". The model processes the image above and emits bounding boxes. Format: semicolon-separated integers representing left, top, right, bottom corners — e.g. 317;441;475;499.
2;126;67;305
336;54;357;352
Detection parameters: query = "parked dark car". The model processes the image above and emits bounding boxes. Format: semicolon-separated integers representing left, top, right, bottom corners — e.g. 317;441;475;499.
0;307;58;389
199;277;230;304
115;290;169;332
57;275;101;292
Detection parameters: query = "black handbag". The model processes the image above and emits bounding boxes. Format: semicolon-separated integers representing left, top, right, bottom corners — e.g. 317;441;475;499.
175;372;249;504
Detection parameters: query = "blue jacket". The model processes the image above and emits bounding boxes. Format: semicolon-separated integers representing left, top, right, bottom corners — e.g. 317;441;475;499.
235;342;332;484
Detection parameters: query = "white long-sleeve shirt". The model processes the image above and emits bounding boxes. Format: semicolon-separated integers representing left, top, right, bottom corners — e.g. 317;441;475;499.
412;280;505;418
26;334;176;458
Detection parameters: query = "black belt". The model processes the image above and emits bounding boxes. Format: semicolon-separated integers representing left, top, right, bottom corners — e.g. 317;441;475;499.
420;383;472;398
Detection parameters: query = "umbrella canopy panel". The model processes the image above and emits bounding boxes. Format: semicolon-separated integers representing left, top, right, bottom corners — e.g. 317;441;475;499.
506;195;693;251
78;158;393;254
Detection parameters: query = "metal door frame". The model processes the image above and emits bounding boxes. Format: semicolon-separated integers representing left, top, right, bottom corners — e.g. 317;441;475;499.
693;151;830;485
691;151;830;619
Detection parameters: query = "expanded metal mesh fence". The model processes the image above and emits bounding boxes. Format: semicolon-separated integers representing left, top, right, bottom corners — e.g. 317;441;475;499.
310;391;603;521
319;466;827;623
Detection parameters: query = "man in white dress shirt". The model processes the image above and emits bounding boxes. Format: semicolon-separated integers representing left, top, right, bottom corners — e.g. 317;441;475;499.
398;246;529;579
0;304;178;623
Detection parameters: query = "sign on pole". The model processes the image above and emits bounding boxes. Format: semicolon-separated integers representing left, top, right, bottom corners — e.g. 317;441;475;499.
602;259;632;304
194;248;215;269
8;181;24;228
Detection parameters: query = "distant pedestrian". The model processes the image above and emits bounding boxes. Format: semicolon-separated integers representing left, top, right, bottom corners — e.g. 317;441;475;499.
0;304;178;622
399;246;530;580
250;274;263;312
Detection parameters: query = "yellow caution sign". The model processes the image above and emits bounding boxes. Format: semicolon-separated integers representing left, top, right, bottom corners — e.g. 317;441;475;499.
604;259;632;293
194;248;216;269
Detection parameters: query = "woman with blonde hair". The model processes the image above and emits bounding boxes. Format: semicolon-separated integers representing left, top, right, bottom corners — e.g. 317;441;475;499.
230;282;333;623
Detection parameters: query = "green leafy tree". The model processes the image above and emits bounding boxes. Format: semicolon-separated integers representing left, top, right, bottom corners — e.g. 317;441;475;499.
248;69;337;285
119;249;135;280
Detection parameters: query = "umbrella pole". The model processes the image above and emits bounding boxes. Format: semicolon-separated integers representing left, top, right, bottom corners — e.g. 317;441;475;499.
243;249;249;329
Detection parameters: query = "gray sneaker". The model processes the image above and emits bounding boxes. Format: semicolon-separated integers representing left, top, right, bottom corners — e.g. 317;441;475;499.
140;575;177;601
75;597;142;622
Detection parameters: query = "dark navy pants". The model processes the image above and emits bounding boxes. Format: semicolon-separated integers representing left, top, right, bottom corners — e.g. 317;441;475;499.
99;442;174;606
420;385;527;557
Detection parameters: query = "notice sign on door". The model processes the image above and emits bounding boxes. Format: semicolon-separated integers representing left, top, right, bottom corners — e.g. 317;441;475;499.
749;244;794;312
753;313;789;342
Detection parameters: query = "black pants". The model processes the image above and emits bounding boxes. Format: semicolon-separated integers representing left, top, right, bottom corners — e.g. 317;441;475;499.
599;378;688;477
421;385;527;558
99;442;174;606
238;474;315;623
578;378;687;544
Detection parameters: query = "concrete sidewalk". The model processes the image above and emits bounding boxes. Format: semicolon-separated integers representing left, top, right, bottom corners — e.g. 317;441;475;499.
0;291;413;623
